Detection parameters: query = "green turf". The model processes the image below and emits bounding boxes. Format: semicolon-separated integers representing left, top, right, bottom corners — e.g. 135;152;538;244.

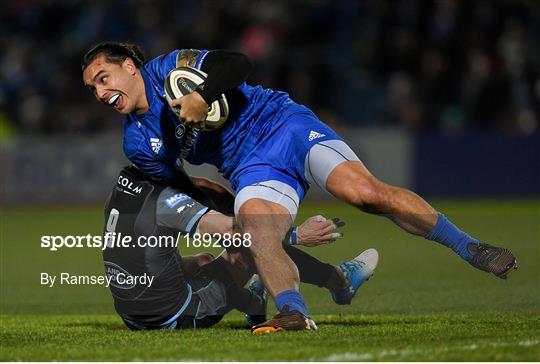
1;200;539;361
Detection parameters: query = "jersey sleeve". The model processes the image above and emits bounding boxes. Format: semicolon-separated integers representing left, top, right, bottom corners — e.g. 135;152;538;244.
156;187;209;235
142;50;180;85
175;49;209;70
143;49;208;87
194;50;252;103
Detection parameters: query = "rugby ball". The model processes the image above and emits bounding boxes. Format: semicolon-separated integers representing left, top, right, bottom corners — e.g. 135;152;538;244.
164;66;229;131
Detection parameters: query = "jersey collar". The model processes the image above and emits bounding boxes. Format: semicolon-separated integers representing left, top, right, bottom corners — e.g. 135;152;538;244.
134;68;160;118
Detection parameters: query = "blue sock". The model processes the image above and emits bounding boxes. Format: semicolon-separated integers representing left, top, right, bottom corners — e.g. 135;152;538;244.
275;289;309;317
425;212;479;261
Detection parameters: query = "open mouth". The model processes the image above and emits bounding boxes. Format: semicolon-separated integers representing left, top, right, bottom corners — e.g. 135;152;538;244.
107;94;122;109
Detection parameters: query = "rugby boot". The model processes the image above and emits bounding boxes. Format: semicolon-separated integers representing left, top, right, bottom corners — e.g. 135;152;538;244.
251;307;317;334
331;248;379;305
468;243;517;279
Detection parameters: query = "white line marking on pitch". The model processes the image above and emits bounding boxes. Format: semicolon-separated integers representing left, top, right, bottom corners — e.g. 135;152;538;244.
320;339;539;361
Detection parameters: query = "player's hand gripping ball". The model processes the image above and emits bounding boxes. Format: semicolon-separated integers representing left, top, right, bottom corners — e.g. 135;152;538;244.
164;66;229;131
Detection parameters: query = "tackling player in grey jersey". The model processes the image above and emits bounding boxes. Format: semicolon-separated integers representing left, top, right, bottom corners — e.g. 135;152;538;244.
103;166;378;330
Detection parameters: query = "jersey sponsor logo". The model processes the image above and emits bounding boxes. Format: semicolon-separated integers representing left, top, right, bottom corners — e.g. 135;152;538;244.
150;138;162;153
117;175;143;194
104;261;136;290
308;130;326;142
179;127;199;159
165;193;190;208
175;124;186;139
176;202;195;214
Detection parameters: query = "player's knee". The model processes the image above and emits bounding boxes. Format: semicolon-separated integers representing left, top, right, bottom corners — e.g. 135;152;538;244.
237;199;291;252
339;177;386;212
328;161;387;211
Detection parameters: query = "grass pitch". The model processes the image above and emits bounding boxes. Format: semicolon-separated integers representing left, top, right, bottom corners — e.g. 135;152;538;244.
1;200;539;361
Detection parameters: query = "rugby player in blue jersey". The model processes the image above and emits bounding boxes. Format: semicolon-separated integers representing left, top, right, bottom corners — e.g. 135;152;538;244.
82;42;517;332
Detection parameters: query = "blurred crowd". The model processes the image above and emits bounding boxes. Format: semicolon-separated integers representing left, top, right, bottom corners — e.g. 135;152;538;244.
1;0;539;135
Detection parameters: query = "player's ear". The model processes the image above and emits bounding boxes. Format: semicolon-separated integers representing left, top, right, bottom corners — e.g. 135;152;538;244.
123;58;137;75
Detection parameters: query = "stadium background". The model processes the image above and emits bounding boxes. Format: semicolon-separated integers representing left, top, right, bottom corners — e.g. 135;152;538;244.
1;0;539;361
1;0;539;204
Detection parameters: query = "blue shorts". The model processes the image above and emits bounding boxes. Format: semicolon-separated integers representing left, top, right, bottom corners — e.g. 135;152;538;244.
229;104;359;217
230;105;342;198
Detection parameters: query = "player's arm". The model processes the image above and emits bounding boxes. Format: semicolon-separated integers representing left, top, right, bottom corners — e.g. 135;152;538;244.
190;213;345;287
169;167;222;211
190;176;235;216
170;50;252;126
170;171;234;215
197;211;344;247
286;215;345;247
195;51;252;103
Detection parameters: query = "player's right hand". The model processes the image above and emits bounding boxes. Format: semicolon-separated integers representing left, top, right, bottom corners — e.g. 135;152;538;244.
296;215;345;247
170;91;208;128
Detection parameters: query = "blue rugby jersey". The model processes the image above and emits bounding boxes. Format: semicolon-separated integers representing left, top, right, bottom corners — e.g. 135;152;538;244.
123;49;293;182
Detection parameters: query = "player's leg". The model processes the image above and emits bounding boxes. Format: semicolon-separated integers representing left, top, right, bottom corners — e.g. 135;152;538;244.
181;253;216;278
188;278;267;329
194;249;257;290
237;199;307;310
245;246;378;310
185;250;269;327
283;245;379;305
243;244;379;327
234;180;316;331
327;160;438;235
182;251;266;329
284;245;346;292
306;139;517;278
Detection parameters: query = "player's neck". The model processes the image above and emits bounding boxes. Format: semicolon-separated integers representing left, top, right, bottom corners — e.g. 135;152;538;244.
134;71;149;114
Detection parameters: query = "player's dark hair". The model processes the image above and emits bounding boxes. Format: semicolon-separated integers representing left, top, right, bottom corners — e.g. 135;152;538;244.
81;42;145;71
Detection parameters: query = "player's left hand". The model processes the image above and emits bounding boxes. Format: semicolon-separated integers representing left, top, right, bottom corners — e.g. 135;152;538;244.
170;91;208;128
296;215;345;247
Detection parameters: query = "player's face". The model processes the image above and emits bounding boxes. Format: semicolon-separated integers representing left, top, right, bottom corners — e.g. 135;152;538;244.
83;55;141;114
